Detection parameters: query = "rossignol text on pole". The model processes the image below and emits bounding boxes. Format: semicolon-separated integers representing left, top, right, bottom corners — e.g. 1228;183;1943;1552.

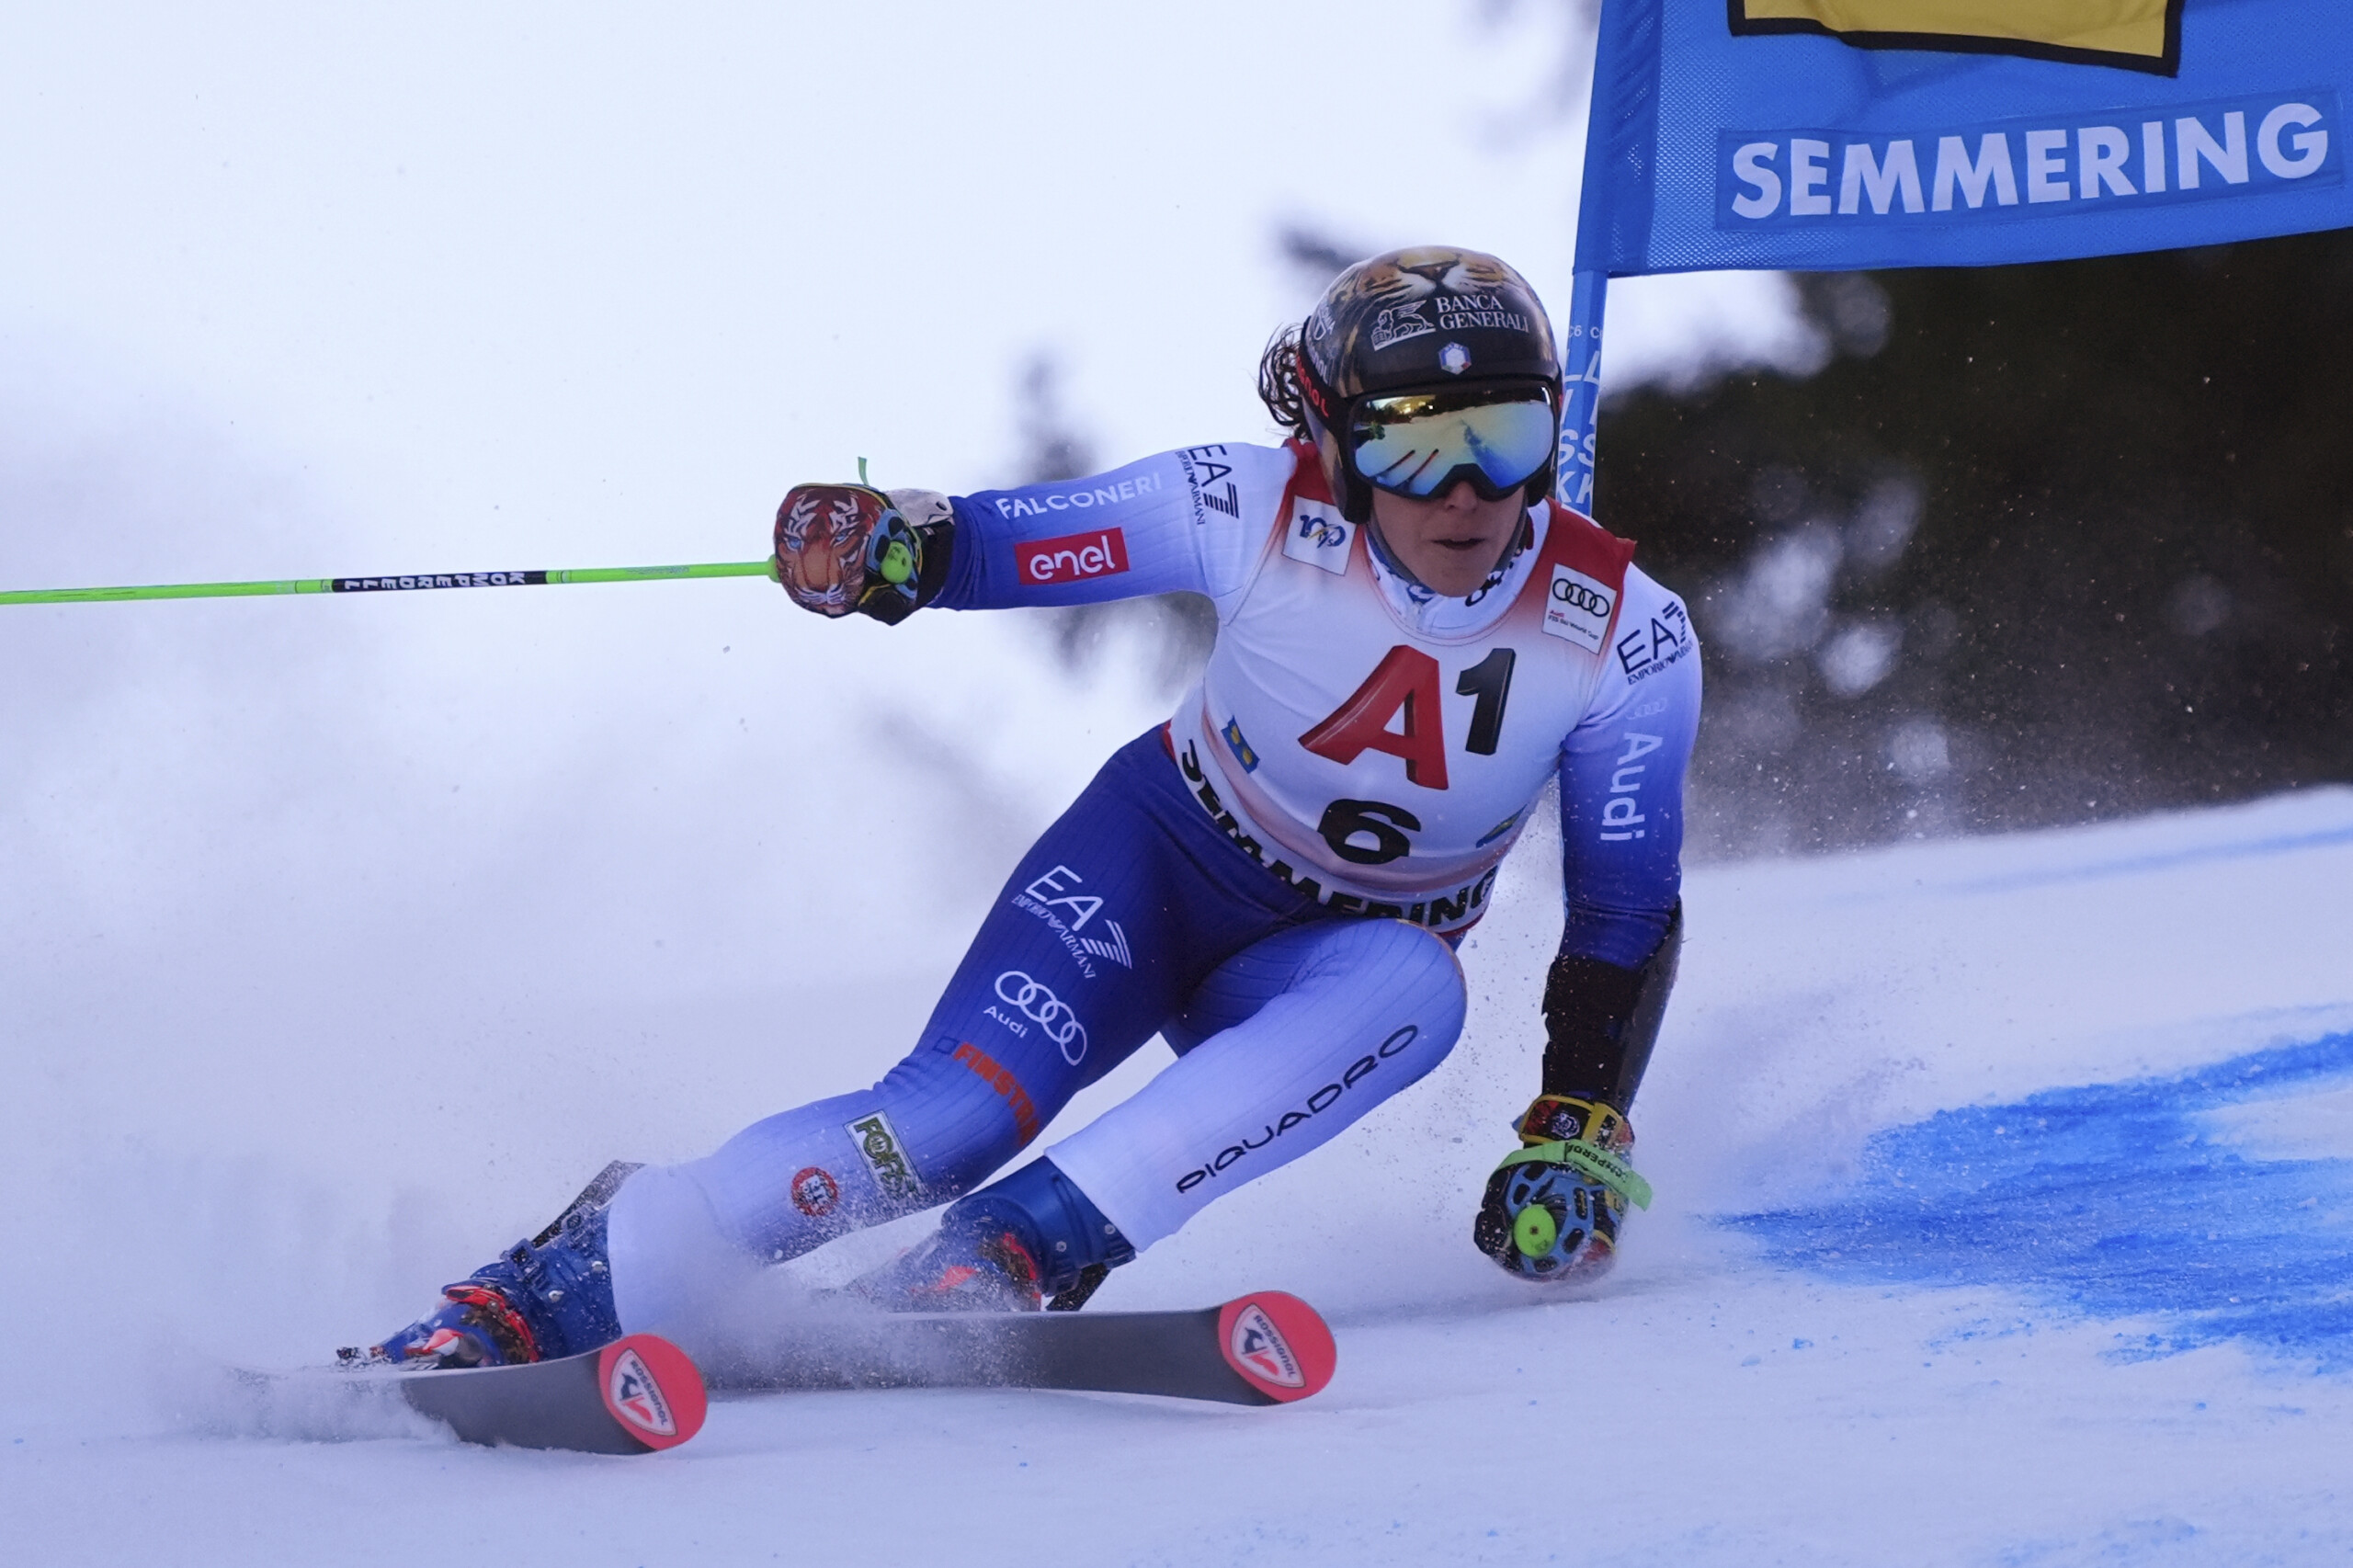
0;560;778;607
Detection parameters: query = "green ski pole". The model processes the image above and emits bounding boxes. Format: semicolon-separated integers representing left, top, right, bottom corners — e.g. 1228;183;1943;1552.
0;559;779;607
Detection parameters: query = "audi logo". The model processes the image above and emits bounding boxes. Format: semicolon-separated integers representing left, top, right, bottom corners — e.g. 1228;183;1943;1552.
1551;577;1610;615
995;971;1090;1064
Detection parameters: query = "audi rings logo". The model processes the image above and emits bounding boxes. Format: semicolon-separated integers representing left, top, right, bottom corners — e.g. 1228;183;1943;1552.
995;971;1090;1064
1550;575;1611;616
1544;563;1617;653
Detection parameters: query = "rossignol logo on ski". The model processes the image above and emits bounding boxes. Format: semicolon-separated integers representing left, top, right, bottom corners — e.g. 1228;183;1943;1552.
845;1109;924;1202
606;1346;676;1437
1227;1302;1305;1389
590;1335;708;1451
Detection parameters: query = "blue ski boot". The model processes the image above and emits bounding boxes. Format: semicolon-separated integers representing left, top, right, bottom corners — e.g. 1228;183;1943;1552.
854;1159;1135;1312
347;1162;637;1369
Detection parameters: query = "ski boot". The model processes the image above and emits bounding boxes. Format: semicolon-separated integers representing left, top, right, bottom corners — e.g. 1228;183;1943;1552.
852;1159;1135;1313
347;1162;639;1370
1473;1096;1653;1283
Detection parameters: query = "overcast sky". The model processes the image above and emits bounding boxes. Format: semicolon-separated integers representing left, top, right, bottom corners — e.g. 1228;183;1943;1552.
0;0;1808;579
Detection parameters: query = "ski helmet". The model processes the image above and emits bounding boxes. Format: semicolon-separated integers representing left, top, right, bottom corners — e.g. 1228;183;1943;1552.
1294;247;1563;528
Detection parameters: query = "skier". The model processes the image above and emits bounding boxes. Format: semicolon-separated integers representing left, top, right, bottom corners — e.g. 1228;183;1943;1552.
362;247;1700;1370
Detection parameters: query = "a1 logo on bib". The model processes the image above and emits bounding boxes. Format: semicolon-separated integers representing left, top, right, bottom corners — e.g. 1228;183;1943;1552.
1543;563;1617;652
1283;498;1353;574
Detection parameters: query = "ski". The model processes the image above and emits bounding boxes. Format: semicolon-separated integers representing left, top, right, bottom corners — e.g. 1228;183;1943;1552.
398;1333;707;1453
702;1290;1336;1407
237;1290;1329;1455
234;1332;708;1456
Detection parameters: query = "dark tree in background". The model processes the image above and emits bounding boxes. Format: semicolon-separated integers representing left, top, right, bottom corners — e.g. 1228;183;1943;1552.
1606;232;2353;856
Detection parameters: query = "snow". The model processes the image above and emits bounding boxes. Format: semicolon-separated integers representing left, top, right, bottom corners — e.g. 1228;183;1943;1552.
6;771;2350;1565
2;6;2348;1560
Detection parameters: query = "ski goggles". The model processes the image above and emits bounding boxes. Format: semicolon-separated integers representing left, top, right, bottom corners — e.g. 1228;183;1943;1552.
1345;384;1559;503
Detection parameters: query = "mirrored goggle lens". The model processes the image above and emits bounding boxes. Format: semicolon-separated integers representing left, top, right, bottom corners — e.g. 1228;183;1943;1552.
1348;392;1557;500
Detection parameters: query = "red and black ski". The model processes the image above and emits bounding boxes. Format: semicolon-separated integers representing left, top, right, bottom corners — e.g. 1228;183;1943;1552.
233;1331;709;1456
393;1332;708;1454
706;1290;1337;1408
255;1291;1333;1454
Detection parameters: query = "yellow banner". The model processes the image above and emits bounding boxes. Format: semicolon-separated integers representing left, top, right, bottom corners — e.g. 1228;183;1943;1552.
1733;0;2180;70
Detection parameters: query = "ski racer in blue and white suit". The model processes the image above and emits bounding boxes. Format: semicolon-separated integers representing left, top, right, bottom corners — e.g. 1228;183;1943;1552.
365;247;1702;1370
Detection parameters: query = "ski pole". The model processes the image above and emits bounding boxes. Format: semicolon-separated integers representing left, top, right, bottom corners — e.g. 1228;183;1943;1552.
0;559;778;607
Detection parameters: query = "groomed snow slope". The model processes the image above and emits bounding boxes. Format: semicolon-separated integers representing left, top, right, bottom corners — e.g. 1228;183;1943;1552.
6;779;2349;1567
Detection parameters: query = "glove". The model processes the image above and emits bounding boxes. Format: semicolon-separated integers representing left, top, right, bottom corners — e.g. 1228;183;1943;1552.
773;483;951;624
1473;1095;1653;1283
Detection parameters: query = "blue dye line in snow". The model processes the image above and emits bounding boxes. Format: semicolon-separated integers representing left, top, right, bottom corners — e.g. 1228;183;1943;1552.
1722;1031;2353;1369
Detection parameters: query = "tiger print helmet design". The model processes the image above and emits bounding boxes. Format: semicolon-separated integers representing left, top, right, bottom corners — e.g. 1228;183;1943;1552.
1300;247;1559;402
1295;246;1562;522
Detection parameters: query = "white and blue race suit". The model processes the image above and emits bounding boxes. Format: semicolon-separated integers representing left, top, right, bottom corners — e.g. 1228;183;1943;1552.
605;439;1699;1324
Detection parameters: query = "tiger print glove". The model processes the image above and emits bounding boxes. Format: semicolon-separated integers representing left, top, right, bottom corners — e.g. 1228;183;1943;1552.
773;483;953;625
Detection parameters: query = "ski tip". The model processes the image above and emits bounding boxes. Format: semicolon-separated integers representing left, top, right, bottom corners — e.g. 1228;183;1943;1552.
1216;1291;1336;1403
597;1334;708;1451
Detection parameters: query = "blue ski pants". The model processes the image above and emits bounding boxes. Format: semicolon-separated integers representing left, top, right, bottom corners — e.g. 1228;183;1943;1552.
607;728;1467;1327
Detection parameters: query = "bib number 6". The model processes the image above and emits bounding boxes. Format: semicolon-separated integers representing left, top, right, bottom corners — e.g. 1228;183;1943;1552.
1316;798;1423;866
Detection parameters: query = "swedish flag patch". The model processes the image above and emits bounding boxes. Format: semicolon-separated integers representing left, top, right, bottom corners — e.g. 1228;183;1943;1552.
1222;716;1261;774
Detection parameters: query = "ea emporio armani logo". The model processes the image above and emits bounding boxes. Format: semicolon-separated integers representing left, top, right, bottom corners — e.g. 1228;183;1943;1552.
1730;0;2186;76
